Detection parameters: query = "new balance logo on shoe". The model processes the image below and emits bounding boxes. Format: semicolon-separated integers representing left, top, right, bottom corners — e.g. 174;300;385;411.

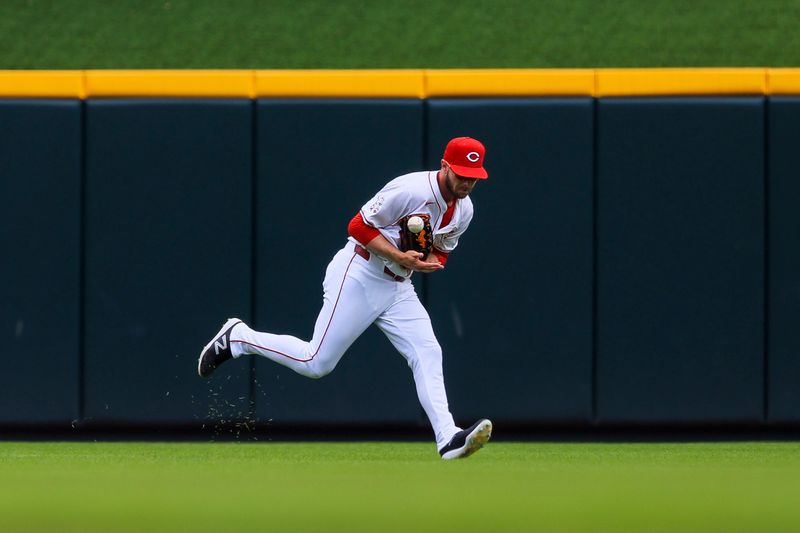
214;337;227;355
197;318;242;378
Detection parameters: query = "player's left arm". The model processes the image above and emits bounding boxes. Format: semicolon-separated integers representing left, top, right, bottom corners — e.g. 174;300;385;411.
428;248;449;266
431;200;472;264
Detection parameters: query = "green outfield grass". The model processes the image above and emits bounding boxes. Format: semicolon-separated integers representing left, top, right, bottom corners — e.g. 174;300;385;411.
1;0;800;69
1;441;799;532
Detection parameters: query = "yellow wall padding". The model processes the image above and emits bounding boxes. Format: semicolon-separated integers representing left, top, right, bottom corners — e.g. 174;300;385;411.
255;70;425;98
595;68;767;96
0;70;86;98
767;68;800;95
2;69;800;98
425;69;595;96
85;70;254;98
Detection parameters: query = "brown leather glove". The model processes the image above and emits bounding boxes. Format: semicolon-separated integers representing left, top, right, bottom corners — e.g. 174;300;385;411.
399;214;433;257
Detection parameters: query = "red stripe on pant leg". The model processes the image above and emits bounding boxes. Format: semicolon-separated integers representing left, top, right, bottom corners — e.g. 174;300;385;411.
230;252;358;363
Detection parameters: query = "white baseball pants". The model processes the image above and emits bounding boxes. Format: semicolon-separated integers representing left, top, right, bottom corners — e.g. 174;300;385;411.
229;241;460;449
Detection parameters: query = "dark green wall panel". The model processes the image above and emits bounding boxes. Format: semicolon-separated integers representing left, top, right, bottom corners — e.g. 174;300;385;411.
83;100;252;423
596;98;764;423
0;101;81;423
254;100;425;425
768;97;800;423
426;99;594;424
0;95;790;428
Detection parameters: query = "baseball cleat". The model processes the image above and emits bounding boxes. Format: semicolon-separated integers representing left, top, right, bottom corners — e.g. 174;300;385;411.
197;318;242;378
438;419;493;460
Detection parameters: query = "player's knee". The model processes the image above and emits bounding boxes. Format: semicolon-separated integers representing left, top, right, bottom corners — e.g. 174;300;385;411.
305;359;336;379
422;343;443;371
305;368;327;380
426;341;443;361
407;342;442;370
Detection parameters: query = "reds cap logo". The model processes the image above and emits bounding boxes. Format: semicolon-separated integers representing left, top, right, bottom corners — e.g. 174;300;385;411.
443;137;489;179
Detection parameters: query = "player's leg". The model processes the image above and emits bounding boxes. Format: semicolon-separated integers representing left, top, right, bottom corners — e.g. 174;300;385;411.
230;247;379;379
373;289;461;450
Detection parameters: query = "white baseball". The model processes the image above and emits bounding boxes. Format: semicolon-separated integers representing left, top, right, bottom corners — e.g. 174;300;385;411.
407;216;424;234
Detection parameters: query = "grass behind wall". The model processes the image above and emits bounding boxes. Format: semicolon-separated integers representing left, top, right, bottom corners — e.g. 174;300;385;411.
1;0;799;69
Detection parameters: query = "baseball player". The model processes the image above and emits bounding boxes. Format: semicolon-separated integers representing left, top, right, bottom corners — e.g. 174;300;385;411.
198;137;492;460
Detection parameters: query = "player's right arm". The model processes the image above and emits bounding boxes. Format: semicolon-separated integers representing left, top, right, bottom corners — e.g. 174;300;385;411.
348;213;443;272
364;233;443;272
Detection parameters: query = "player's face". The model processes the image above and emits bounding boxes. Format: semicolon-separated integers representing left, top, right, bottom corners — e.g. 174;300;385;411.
445;166;478;199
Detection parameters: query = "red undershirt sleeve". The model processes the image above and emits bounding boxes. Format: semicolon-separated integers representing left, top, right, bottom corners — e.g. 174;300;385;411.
432;202;456;266
432;248;449;266
348;212;381;245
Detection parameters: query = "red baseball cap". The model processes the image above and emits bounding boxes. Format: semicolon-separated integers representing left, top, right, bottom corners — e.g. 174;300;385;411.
443;136;488;179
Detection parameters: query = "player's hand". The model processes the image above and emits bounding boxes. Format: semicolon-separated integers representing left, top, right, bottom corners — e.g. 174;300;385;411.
398;250;444;272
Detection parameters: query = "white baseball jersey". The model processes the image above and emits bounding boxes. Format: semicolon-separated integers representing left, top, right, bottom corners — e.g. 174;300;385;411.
229;169;474;449
355;170;473;277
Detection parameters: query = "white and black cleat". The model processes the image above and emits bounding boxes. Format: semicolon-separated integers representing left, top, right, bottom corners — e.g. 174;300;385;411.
439;419;493;460
197;318;242;378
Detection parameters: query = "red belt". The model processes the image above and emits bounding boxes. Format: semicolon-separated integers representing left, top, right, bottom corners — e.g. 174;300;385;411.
353;244;405;282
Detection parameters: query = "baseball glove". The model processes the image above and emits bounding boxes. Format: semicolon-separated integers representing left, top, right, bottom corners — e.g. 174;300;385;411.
399;214;433;257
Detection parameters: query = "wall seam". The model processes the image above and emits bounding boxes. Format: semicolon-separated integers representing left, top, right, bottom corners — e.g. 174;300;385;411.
763;96;770;424
77;99;88;425
249;99;259;423
591;97;599;426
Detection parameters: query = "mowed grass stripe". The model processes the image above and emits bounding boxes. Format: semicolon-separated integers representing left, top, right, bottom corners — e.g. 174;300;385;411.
1;442;799;532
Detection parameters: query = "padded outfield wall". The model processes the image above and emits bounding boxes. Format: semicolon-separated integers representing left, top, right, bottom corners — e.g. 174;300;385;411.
1;69;800;429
